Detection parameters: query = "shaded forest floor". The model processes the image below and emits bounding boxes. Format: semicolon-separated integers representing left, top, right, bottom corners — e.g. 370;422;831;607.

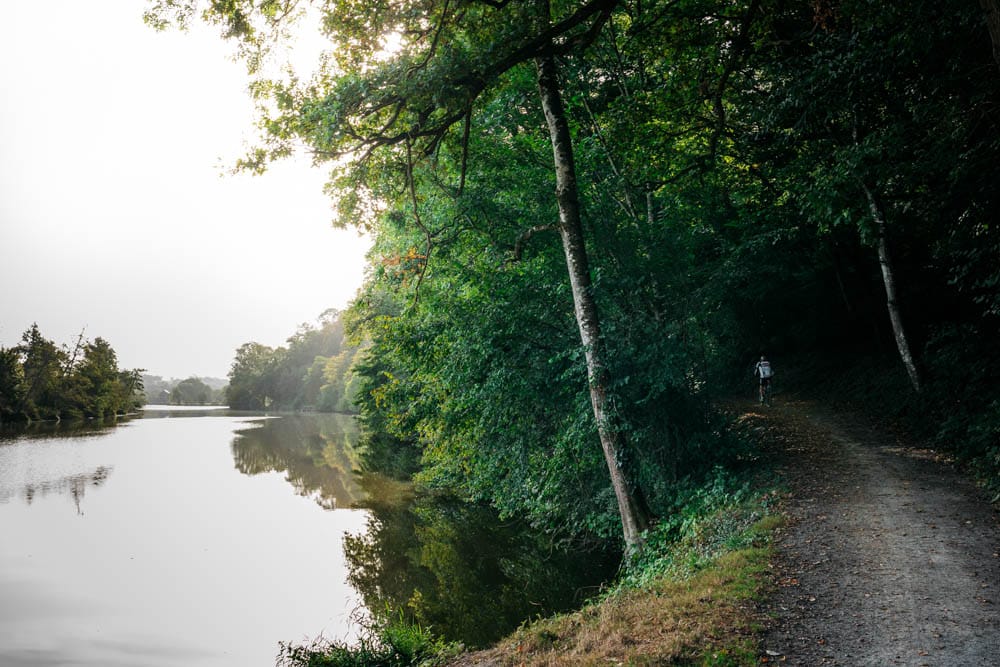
446;397;1000;666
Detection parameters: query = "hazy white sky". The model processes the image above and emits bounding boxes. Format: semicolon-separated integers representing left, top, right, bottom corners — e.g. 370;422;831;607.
0;1;370;380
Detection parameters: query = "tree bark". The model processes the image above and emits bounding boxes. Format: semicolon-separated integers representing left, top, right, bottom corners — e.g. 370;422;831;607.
535;51;652;552
863;184;922;393
981;0;1000;72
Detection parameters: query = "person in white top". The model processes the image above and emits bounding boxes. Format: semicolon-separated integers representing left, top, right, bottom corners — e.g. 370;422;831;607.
754;355;774;404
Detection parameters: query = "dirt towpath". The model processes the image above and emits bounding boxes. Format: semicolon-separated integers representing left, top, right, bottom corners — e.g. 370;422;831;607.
759;399;1000;666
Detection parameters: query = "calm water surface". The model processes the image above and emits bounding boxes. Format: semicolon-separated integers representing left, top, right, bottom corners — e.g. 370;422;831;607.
0;408;618;666
0;409;367;667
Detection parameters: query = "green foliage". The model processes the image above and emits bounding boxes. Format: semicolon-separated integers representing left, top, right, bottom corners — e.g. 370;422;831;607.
330;11;766;540
316;346;365;412
731;0;1000;486
911;325;1000;498
226;341;277;410
620;467;775;590
0;347;26;417
484;465;780;666
276;613;457;667
0;325;144;422
153;0;1000;553
225;310;364;412
169;377;213;405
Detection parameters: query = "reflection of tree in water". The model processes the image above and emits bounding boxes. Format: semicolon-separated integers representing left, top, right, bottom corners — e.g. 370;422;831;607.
0;417;123;443
1;465;114;515
344;484;619;648
230;414;365;510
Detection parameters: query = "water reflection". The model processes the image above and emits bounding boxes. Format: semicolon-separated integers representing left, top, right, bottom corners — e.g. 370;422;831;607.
230;414;365;510
0;411;368;667
0;418;118;514
0;465;114;513
0;418;122;443
0;411;618;655
139;405;233;419
344;480;620;648
226;414;620;648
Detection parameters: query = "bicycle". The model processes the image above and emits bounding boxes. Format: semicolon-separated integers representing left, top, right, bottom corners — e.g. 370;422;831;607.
758;379;773;406
753;356;774;407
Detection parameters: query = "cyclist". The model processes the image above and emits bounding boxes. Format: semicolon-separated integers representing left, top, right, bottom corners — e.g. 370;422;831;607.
754;355;774;404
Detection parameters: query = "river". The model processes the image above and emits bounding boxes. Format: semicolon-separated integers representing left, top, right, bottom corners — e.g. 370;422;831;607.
0;408;616;666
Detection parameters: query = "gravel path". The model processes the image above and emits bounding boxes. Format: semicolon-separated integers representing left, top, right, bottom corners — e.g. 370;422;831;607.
760;399;1000;666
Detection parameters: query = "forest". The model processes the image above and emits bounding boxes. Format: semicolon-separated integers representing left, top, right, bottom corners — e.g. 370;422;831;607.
143;374;228;405
225;309;364;412
147;0;1000;612
0;324;145;421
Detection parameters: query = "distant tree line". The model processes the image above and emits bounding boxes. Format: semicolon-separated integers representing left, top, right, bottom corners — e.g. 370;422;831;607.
0;324;144;422
142;374;228;405
225;309;363;412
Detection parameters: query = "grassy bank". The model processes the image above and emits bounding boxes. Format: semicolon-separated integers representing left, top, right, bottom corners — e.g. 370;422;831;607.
450;472;782;666
278;453;783;667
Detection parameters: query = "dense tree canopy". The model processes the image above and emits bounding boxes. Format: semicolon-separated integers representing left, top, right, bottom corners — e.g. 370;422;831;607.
150;0;1000;549
0;325;145;421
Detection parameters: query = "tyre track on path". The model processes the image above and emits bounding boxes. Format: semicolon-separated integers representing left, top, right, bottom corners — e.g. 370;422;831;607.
759;400;1000;666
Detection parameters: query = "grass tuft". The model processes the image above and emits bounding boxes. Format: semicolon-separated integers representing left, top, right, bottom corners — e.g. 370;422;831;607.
276;613;461;667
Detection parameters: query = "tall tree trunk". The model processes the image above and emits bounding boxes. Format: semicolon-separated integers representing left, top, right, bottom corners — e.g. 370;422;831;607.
535;52;652;552
981;0;1000;72
863;184;922;393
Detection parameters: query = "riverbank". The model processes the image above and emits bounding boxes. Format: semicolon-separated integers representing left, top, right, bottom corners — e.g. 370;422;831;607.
443;407;782;667
278;490;780;667
276;405;783;667
446;519;778;666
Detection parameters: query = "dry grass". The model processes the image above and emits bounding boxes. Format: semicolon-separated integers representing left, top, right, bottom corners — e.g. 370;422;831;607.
440;414;784;667
446;532;776;667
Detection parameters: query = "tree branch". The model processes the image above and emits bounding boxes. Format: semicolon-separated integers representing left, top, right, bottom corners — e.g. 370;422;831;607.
509;224;558;263
708;0;760;159
351;0;620;156
408;0;453;75
459;108;472;195
405;139;434;303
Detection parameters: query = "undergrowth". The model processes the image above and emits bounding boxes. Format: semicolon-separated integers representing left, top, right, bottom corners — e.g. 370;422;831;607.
278;461;782;666
620;467;779;590
275;610;460;667
455;466;782;666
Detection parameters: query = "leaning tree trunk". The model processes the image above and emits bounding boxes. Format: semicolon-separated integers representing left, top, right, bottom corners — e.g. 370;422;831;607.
535;52;652;552
863;184;922;393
